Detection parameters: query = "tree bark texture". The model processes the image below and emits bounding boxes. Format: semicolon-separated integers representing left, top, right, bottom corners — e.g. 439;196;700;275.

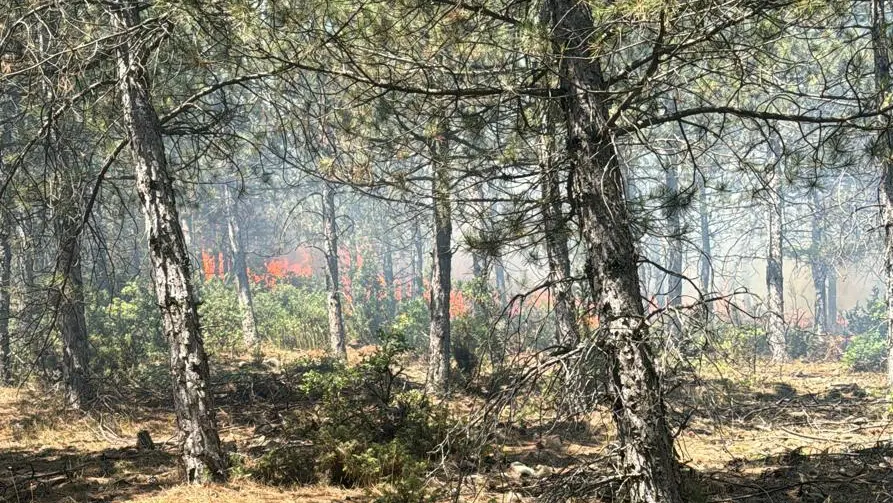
224;185;259;351
539;107;579;346
322;182;347;359
426;121;452;395
114;3;227;483
543;1;683;501
53;196;91;408
873;0;893;388
765;136;787;363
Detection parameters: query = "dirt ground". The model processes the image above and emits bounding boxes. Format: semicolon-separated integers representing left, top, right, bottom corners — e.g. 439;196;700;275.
0;357;890;502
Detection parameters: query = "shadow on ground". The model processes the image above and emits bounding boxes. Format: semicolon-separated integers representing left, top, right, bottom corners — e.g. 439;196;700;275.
700;443;893;502
0;446;177;502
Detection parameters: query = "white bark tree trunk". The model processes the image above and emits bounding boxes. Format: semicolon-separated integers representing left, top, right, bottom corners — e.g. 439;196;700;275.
766;135;787;362
224;185;259;351
322;182;347;359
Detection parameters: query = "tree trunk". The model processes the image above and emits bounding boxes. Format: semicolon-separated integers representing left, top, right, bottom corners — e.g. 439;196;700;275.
322;182;347;359
665;164;683;308
0;224;10;385
810;189;827;335
873;0;893;388
0;86;14;385
412;220;425;298
426;120;452;395
539;107;579;346
765;135;787;363
470;183;491;318
53;201;92;409
493;260;506;305
697;170;713;315
827;269;838;331
114;3;226;483
224;185;259;351
543;1;683;501
382;242;396;323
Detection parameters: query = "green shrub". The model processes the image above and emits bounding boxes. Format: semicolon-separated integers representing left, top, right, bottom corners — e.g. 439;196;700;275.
252;331;448;489
842;330;886;372
254;284;329;349
391;298;429;351
88;280;164;372
198;278;242;354
712;323;768;362
842;289;887;372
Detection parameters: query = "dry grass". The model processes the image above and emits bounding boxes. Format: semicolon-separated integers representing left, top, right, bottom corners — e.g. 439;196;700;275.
0;359;891;502
130;482;360;503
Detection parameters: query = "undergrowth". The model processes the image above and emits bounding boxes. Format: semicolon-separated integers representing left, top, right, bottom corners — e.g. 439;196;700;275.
250;331;447;501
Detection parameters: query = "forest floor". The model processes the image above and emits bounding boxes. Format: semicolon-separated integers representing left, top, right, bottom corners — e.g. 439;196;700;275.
0;353;891;502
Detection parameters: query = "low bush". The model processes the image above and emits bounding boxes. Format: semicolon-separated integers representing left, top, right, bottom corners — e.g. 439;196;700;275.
88;280;165;372
254;284;329;350
842;330;885;372
712;323;768;362
250;331;447;495
842;289;887;372
198;278;243;354
390;298;429;351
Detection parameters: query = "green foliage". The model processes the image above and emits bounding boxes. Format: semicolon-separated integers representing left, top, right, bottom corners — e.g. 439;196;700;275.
252;446;318;485
842;289;887;372
252;331;447;491
254;284;329;349
390;298;429;350
198;278;243;353
842;330;886;372
786;328;820;360
87;280;164;372
713;323;768;362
